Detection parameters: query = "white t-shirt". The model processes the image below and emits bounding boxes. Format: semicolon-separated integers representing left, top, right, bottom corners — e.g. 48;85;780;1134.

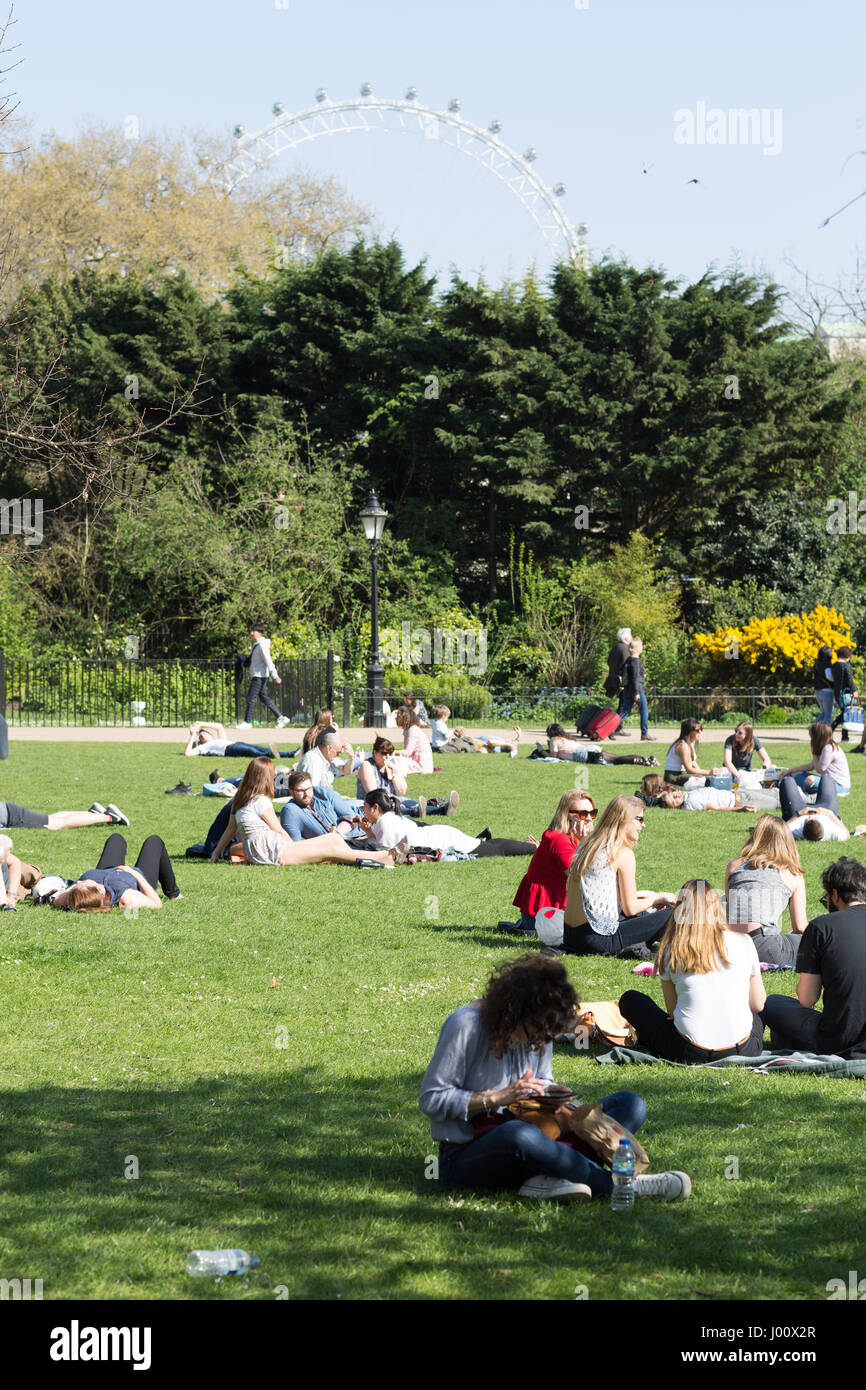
431;719;449;750
684;787;735;811
192;740;227;756
788;812;847;842
296;746;335;787
234;794;273;839
658;930;760;1049
370;811;480;855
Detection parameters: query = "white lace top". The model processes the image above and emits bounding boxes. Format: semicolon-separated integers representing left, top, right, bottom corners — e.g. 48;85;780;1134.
580;847;621;935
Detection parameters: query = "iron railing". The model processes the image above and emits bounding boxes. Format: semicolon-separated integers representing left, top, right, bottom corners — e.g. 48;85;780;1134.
0;653;335;727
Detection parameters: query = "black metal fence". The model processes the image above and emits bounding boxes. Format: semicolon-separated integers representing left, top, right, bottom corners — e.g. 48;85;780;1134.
336;684;822;729
0;653;335;727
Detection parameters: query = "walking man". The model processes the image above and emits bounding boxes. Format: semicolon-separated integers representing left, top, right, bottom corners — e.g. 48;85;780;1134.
237;625;288;730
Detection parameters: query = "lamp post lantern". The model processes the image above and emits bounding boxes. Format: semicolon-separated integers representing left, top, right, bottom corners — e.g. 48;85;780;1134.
360;493;388;727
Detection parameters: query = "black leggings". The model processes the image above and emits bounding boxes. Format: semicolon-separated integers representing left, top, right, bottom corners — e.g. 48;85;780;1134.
619;989;765;1062
97;833;180;899
475;839;537;857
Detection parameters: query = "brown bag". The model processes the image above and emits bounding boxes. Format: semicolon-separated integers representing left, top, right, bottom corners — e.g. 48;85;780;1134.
574;1001;638;1048
507;1094;649;1172
560;1102;649;1173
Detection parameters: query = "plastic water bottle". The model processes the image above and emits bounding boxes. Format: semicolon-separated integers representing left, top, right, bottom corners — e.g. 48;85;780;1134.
185;1249;260;1276
610;1140;635;1212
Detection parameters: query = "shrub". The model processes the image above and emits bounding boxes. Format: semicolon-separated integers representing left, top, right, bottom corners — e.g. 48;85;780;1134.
692;605;853;681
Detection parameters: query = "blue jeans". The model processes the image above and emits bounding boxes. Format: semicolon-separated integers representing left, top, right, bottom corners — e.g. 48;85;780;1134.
791;770;848;801
815;689;835;724
761;995;823;1051
438;1091;646;1195
781;773;839;820
618;691;649;737
225;742;296;758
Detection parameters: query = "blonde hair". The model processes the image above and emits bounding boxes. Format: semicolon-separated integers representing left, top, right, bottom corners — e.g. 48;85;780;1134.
66;883;113;914
654;880;729;977
433;705;450;720
629;638;643;656
738;815;803;876
549;789;597;836
567;794;644;889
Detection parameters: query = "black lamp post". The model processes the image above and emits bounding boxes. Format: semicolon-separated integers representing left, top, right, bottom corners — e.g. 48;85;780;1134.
360;493;388;727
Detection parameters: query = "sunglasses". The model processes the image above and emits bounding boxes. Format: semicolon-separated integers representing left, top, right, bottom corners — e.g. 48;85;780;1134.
634;815;645;824
570;808;597;820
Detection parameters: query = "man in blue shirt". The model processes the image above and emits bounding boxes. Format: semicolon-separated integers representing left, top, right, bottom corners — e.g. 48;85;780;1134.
279;770;366;842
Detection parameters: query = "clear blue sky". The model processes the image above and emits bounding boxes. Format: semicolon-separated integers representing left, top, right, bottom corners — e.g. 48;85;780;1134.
13;0;866;300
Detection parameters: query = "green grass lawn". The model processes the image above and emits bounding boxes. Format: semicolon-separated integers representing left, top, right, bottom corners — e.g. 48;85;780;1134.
1;738;864;1301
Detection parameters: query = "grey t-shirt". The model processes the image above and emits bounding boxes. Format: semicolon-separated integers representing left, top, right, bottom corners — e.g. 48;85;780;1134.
419;1003;554;1144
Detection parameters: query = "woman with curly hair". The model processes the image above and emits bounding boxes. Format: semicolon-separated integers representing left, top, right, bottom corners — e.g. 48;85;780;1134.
420;953;690;1202
395;706;433;774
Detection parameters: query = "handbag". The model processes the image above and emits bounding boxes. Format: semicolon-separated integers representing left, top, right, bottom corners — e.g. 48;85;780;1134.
507;1095;649;1172
573;1001;638;1048
842;698;864;733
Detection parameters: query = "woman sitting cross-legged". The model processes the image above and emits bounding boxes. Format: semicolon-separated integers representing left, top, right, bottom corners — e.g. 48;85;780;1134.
420;952;690;1202
209;758;405;867
722;721;772;780
563;794;674;957
663;717;723;786
51;834;182;911
776;721;851;800
359;789;538;858
725;816;808;966
505;790;597;935
356;736;458;819
619;880;767;1062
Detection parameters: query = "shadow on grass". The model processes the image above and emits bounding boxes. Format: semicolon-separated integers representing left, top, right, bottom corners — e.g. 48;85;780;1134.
2;1067;864;1299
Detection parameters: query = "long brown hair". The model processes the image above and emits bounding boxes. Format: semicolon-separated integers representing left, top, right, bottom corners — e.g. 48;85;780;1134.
548;789;597;837
302;709;335;753
66;883;113;913
809;721;836;759
654;880;729;977
478;954;579;1057
233;756;275;813
640;773;666;799
733;721;755;754
567;794;644;889
737;815;803;876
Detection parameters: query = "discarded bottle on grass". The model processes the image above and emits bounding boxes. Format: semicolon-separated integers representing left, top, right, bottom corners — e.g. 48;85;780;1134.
186;1249;260;1277
610;1139;635;1212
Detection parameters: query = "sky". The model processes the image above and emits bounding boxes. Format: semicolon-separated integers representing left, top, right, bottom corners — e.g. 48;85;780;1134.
11;0;866;305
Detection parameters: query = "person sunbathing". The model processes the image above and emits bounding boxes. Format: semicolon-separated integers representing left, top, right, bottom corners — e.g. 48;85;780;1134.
544;725;657;766
185;722;296;759
639;775;759;812
0;800;129;831
51;833;181;912
358;789;539;858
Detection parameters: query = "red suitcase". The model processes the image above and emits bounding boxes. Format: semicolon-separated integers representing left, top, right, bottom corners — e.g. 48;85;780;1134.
586;708;621;740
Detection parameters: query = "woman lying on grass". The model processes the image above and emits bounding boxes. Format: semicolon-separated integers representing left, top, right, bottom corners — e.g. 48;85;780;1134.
544;724;657;766
419;952;690;1202
359;789;538;858
209;758;405;867
563;794;674;957
51;833;182;912
619;880;766;1062
639;774;759;813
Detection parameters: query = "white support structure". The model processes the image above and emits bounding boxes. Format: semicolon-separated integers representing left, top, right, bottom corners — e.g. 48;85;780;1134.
211;93;588;265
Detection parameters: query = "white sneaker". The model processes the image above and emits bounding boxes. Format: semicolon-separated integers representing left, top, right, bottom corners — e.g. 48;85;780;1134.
275;715;290;728
106;804;130;827
447;790;460;816
236;722;253;730
633;1170;691;1201
89;802;107;815
518;1174;592;1202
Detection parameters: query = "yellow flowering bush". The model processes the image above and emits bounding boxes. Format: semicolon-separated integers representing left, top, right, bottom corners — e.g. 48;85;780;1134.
692;606;853;680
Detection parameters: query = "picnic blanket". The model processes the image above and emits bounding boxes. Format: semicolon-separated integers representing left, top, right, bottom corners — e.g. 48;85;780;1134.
595;1046;866;1076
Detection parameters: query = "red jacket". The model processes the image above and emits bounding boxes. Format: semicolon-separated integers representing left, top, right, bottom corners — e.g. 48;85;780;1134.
512;829;578;916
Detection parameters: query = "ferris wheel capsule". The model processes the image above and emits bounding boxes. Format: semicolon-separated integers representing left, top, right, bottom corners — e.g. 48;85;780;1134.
553;182;567;196
315;88;328;103
488;119;502;134
405;86;418;101
272;102;285;116
360;82;373;97
233;125;246;139
448;99;462;112
524;147;537;162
